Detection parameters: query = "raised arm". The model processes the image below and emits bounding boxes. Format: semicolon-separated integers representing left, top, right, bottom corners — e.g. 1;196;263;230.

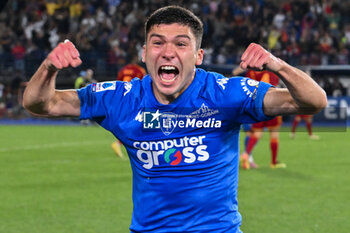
23;40;82;117
232;66;246;76
239;43;327;116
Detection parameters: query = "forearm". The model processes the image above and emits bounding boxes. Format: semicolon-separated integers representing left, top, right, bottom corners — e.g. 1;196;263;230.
275;61;327;114
23;61;58;115
241;43;327;116
232;66;245;76
23;40;82;117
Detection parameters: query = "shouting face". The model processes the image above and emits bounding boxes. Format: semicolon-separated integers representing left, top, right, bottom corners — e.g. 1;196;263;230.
142;23;203;104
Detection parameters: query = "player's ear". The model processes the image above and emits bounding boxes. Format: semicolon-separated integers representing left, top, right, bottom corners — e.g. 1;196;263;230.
142;44;146;63
195;48;204;66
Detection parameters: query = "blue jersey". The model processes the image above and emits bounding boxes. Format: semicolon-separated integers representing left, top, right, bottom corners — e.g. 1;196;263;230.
77;68;272;233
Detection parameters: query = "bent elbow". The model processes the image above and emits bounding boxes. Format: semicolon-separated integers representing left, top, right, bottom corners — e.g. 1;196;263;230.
298;90;327;115
309;91;328;114
22;95;33;113
22;97;32;112
317;90;328;111
22;96;49;117
320;94;328;110
22;89;36;112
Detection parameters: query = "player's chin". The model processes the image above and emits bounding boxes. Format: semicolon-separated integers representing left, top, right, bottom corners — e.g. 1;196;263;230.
157;84;179;97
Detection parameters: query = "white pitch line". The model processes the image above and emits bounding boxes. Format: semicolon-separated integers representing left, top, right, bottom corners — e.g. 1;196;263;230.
0;140;110;153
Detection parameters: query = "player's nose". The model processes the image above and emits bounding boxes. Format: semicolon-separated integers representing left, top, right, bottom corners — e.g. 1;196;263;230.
161;43;176;60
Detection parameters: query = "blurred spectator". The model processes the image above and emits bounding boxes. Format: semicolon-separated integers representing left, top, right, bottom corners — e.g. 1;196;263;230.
11;40;26;71
5;71;26;117
0;25;14;69
0;82;5;117
272;7;286;30
332;77;346;97
326;5;341;38
0;0;349;78
322;77;334;96
74;69;96;89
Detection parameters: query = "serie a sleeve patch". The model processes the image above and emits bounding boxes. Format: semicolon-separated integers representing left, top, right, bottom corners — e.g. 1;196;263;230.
92;81;117;92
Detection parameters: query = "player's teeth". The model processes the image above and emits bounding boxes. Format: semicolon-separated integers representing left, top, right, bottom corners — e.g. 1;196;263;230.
161;66;176;70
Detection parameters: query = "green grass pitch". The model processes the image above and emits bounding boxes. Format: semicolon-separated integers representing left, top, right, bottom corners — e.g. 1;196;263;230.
0;125;349;233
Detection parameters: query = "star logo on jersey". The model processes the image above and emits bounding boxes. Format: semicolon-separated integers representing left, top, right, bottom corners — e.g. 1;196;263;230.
143;111;161;129
151;110;161;122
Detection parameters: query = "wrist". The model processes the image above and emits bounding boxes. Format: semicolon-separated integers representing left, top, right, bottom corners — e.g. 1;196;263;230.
42;59;59;75
271;58;289;75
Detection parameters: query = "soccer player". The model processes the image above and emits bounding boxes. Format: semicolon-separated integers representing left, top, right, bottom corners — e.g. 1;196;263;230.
290;114;320;139
242;113;283;169
240;123;259;168
22;6;327;233
239;69;284;169
116;55;146;82
111;55;146;157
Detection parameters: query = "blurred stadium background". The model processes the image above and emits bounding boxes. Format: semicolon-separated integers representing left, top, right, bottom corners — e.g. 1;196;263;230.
0;0;349;233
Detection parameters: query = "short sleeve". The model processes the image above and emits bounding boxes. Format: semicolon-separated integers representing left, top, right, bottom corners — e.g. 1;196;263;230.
217;76;274;124
77;81;125;124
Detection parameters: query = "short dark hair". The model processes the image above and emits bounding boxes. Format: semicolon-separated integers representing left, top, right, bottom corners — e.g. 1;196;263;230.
145;5;203;49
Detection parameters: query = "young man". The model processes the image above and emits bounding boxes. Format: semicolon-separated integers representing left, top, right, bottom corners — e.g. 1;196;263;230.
23;6;327;233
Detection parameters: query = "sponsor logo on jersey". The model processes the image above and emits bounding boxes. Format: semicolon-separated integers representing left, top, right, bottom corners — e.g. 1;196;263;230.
133;136;209;169
247;79;259;86
93;81;116;92
217;77;229;90
190;103;219;118
135;110;143;122
143;104;221;135
159;112;177;136
124;82;132;96
241;78;259;98
143;109;161;129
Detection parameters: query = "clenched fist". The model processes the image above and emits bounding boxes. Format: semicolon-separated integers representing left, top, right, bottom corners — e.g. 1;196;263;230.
240;43;284;73
44;40;82;71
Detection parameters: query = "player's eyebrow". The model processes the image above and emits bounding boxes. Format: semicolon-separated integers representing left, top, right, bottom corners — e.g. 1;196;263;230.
149;33;191;41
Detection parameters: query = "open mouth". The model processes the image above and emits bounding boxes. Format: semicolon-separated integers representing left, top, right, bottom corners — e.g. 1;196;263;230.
158;65;179;83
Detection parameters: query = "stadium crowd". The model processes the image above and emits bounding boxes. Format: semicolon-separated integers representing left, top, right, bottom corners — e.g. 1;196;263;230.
0;0;349;117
